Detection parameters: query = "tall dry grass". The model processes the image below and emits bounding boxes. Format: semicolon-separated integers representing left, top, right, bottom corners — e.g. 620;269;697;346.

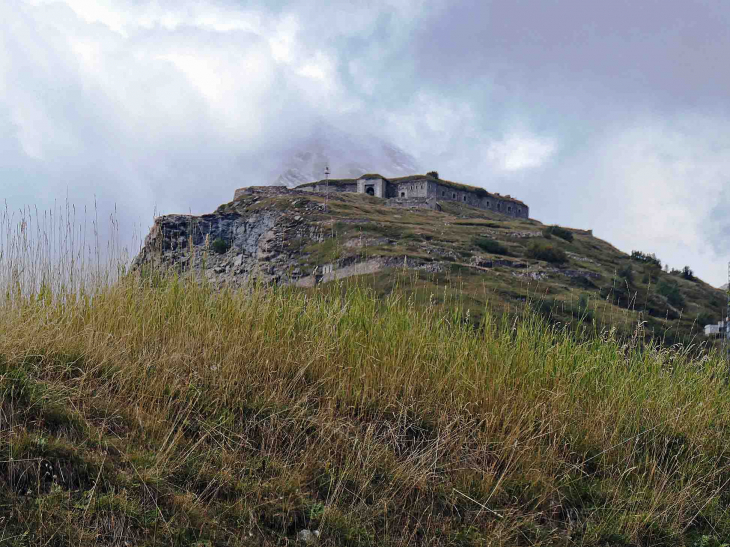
1;205;730;546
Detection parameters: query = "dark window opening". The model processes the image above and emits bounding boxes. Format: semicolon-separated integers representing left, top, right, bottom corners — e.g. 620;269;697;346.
486;201;490;207
507;206;512;212
441;191;445;196
366;187;375;196
463;195;466;202
400;192;406;197
452;193;456;199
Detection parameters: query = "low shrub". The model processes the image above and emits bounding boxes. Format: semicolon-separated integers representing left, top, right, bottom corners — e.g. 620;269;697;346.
696;312;715;328
618;264;634;283
657;279;685;308
542;225;574;242
211;237;230;254
473;237;509;256
525;241;567;264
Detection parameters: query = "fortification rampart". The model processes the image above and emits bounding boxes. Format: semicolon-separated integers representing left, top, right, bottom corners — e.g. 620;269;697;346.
236;173;529;219
384;197;442;211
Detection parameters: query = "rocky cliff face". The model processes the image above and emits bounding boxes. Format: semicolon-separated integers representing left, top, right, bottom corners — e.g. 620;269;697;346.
133;187;322;287
132;186;429;288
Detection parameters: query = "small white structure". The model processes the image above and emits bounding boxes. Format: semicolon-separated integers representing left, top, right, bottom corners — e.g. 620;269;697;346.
704;320;727;337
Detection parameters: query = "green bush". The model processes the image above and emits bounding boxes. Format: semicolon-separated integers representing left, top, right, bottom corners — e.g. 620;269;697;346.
644;263;661;283
473;237;509;256
657;279;685;308
618;264;634;283
542;225;574;242
211;237;230;255
696;312;715;328
525;241;567;264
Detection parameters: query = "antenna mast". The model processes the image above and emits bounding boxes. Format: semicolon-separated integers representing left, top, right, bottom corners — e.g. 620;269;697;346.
726;261;729;364
324;165;330;212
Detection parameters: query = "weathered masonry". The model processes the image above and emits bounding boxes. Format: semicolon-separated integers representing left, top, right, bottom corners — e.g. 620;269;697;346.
294;173;529;219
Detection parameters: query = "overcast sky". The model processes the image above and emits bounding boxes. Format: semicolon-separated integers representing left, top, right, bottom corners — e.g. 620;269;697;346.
2;0;729;286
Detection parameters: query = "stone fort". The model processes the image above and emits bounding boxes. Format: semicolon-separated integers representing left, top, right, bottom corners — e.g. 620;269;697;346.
294;172;529;219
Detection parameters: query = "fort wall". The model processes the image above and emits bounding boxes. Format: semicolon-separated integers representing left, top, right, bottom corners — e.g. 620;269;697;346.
298;182;357;194
384;197;442;210
238;173;529;219
387;178;528;218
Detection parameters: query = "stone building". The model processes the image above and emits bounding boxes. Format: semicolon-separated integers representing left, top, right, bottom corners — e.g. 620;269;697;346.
295;173;529;219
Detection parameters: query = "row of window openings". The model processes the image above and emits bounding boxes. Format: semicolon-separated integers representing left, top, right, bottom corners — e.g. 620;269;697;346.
438;190;516;212
389;187;521;215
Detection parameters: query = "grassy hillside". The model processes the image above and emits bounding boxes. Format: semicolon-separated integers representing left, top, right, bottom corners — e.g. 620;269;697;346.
2;197;729;546
217;189;726;350
2;273;730;546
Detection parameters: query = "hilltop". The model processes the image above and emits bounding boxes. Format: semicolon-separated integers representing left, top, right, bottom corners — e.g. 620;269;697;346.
134;185;725;348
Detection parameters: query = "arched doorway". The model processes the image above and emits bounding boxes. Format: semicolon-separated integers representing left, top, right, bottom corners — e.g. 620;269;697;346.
366;187;375;196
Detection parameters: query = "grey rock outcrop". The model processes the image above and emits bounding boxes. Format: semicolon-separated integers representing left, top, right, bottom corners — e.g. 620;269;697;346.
132;186;425;288
132;187;326;287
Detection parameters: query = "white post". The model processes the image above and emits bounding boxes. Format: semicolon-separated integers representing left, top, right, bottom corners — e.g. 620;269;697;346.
324;165;330;212
726;261;730;366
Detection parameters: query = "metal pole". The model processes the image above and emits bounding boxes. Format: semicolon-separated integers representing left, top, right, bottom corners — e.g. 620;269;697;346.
726;261;729;364
324;165;330;212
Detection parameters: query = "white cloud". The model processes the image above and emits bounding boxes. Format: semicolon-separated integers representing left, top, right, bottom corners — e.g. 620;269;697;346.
381;92;477;155
486;134;557;172
268;14;299;63
4;0;730;291
540;115;730;287
26;0;266;36
11;103;46;160
296;51;332;82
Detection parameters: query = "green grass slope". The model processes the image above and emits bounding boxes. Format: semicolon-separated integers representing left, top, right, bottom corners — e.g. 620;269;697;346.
2;276;730;546
221;189;726;350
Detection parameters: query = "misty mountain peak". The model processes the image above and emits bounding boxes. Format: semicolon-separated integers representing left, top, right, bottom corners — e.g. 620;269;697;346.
272;122;420;187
